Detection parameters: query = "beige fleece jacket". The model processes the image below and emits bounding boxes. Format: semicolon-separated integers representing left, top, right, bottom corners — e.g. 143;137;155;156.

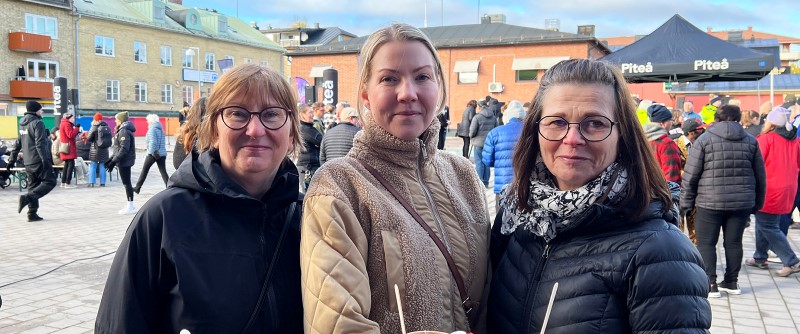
301;112;491;334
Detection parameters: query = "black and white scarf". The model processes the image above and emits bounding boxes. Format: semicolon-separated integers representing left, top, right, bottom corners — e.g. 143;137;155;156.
499;156;629;240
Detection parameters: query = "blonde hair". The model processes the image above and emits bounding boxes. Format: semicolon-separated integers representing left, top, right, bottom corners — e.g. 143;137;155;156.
175;97;207;154
356;23;447;117
760;101;773;115
197;63;302;154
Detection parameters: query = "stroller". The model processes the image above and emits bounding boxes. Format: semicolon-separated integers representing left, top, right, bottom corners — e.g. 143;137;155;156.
0;140;23;189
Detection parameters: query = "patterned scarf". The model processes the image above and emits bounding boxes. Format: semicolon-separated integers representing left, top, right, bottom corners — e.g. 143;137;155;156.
499;156;629;240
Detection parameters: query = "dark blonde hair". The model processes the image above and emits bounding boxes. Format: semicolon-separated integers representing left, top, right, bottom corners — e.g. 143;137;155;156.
175;97;207;155
512;59;671;218
357;23;447;117
197;64;302;154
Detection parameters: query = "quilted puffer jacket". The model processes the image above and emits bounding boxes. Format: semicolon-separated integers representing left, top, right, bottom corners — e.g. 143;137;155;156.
301;113;491;334
489;195;711;333
481;118;522;193
680;121;766;212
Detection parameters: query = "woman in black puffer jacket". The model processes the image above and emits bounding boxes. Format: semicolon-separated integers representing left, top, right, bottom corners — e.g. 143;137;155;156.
106;111;137;215
488;59;711;334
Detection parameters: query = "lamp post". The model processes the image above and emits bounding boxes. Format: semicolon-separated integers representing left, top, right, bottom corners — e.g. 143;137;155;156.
185;47;201;104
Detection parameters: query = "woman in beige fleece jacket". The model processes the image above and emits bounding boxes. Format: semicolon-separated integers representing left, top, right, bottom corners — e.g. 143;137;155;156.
301;23;491;334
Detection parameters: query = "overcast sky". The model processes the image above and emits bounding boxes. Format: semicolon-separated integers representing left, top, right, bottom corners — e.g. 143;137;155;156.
186;0;800;39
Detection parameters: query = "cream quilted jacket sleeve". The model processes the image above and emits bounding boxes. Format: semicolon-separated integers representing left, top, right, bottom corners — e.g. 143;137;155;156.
301;194;380;334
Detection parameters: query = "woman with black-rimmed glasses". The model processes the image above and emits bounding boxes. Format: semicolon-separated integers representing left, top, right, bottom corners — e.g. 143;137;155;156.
487;59;711;333
96;63;304;334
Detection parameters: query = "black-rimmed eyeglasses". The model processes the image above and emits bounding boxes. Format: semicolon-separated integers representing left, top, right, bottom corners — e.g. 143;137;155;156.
219;106;289;131
537;115;617;142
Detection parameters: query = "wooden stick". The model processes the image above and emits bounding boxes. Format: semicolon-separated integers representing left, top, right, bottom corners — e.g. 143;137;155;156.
395;284;407;334
540;282;559;334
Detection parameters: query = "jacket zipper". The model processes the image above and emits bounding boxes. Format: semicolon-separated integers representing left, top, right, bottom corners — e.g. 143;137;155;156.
254;205;269;328
416;139;456;328
522;243;551;332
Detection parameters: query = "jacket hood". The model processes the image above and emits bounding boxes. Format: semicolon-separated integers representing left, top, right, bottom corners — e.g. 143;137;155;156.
706;121;746;141
477;107;494;118
170;149;300;208
19;112;41;126
643;123;669;141
92;120;109;126
117;120;136;133
774;125;798;140
350;109;439;169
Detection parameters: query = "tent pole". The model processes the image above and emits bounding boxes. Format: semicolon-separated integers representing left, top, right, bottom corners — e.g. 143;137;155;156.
770;70;775;106
757;79;760;107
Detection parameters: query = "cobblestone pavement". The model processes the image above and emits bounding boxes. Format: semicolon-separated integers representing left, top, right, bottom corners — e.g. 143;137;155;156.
0;134;799;333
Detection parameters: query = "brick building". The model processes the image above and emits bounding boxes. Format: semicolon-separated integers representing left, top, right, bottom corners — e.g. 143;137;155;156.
289;22;610;127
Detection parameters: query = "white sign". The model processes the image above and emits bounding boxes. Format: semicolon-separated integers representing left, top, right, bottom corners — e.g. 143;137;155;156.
694;59;729;71
182;69;219;83
621;62;653;74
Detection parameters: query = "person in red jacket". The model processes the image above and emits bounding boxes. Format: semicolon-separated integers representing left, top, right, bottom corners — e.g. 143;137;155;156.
643;104;682;183
746;107;800;277
58;113;81;188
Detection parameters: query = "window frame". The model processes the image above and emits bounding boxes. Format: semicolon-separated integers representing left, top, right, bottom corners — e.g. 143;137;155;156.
182;49;193;68
134;81;148;103
25;13;58;39
134;41;147;63
183;86;194;105
106;80;120;101
516;69;538;82
205;52;216;71
26;59;59;82
458;72;478;84
95;36;115;57
160;45;172;66
161;84;173;104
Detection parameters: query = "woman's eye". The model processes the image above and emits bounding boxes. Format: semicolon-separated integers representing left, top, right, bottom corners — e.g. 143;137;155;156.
379;76;397;83
416;74;432;81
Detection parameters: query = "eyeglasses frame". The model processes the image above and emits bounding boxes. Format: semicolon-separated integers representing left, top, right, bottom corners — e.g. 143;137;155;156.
218;105;290;131
536;115;618;142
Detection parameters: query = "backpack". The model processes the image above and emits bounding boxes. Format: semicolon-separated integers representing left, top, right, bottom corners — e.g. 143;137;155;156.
97;124;112;149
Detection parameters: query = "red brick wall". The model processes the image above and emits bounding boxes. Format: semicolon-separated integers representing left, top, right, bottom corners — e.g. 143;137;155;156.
291;41;599;128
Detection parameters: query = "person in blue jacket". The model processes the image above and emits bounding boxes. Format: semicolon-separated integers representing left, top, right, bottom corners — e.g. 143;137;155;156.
482;100;525;211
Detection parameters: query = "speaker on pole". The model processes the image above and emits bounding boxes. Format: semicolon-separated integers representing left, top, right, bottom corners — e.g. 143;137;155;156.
322;69;338;107
53;77;68;124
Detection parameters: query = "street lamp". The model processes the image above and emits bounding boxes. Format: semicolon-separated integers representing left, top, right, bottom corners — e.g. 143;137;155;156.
185;47;200;104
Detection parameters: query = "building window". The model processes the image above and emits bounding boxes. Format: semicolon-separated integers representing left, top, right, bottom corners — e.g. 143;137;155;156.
26;59;58;81
160;45;172;66
182;49;193;68
183;86;194;105
95;36;115;56
135;82;147;102
453;60;480;84
516;70;538;82
134;41;147;63
225;55;234;65
162;84;173;104
261;60;270;67
205;53;215;71
106;80;120;101
25;14;58;39
244;58;253;64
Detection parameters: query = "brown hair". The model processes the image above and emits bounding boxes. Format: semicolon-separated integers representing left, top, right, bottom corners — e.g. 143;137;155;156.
175;96;207;154
511;59;671;219
197;63;302;154
356;23;447;117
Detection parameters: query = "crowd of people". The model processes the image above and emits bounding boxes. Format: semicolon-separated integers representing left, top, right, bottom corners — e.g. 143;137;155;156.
7;20;800;334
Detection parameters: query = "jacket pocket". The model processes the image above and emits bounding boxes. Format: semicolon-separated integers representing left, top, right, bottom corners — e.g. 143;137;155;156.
381;230;405;313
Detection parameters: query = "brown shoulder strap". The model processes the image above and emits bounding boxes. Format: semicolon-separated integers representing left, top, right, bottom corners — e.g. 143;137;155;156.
356;159;478;322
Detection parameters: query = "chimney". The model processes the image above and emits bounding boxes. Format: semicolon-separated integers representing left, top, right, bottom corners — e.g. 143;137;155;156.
707;27;712;33
250;21;259;30
167;0;183;4
748;26;753;31
314;22;320;29
577;25;595;37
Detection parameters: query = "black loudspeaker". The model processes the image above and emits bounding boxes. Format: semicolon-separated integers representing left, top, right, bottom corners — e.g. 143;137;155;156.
305;86;316;103
69;88;79;106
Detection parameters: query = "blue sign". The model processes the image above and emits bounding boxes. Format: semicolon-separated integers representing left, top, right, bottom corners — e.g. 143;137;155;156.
182;69;219;83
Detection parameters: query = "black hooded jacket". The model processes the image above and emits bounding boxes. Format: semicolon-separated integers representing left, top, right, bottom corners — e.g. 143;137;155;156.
11;111;52;167
95;150;303;334
111;121;137;167
489;187;711;333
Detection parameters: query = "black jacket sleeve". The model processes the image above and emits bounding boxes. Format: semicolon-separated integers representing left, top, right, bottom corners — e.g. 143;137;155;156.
95;209;171;333
33;121;52;166
490;210;512;272
752;144;767;211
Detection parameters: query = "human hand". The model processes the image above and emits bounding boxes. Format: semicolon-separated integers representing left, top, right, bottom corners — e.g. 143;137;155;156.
105;160;116;173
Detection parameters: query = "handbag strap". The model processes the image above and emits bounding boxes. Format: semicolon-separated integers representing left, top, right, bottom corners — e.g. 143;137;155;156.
241;201;297;333
356;159;478;323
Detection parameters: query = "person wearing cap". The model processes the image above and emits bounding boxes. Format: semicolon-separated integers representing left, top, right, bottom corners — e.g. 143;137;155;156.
105;111;138;215
644;104;683;183
58;112;81;188
781;93;797;109
9;100;57;222
700;96;723;124
682;104;766;297
745;107;800;277
674;118;707;244
85;112;111;187
481;100;525;211
319;106;361;165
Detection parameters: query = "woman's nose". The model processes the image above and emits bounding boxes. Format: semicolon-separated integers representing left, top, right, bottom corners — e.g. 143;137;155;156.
561;124;586;145
397;79;418;103
245;114;266;136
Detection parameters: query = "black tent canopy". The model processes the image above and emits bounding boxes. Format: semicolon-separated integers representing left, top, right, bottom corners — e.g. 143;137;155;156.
601;14;775;83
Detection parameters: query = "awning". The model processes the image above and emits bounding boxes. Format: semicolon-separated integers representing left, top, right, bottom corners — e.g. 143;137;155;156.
309;65;332;78
453;60;480;73
511;56;570;70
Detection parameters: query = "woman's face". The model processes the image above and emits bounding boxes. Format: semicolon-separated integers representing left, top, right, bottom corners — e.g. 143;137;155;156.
214;95;293;181
539;83;619;190
362;40;439;140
